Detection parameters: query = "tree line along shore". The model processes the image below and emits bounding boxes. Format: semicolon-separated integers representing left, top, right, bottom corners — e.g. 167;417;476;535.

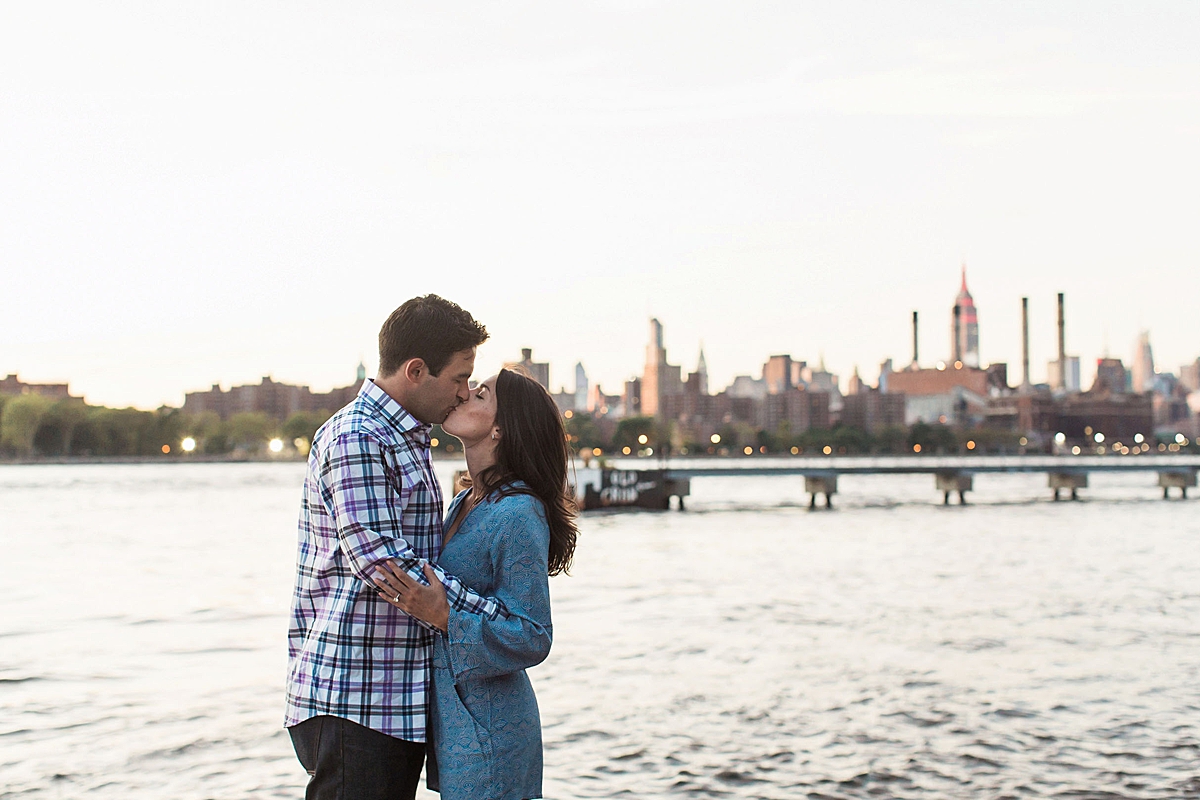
4;391;1155;463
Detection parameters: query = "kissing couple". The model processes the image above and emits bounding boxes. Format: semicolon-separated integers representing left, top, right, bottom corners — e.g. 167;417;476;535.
285;294;578;800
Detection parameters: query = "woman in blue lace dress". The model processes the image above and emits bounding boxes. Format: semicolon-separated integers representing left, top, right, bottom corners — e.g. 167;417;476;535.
373;367;578;800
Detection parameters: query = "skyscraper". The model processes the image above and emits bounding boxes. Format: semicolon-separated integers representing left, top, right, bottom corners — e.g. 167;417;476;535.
506;348;550;390
574;362;588;412
641;318;682;417
1132;331;1155;394
763;355;797;394
951;265;980;368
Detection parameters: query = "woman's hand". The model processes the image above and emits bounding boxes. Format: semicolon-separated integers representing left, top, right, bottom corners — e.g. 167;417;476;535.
373;561;450;632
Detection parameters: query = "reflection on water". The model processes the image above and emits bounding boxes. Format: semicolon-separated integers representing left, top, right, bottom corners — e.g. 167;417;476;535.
1;463;1198;799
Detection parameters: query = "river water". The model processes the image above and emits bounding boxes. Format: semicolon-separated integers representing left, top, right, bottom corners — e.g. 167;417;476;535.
1;461;1198;799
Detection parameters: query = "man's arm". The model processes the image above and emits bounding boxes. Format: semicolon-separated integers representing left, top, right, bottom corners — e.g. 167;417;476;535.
321;431;507;621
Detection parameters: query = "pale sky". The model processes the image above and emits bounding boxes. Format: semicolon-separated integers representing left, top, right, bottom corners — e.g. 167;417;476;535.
3;2;1198;409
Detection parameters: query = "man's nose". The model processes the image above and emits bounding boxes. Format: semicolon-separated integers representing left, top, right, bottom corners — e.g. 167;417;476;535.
457;386;470;403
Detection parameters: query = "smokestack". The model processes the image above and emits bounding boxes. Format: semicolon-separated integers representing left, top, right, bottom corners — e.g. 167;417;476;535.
1056;292;1066;390
952;304;962;364
912;311;919;368
1021;297;1031;387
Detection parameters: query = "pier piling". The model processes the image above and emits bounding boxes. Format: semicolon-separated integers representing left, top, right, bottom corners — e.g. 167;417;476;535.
805;475;837;510
1158;470;1197;500
936;472;973;505
1049;472;1087;502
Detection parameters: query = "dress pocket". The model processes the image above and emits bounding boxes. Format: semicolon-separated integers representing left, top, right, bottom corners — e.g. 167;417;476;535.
454;677;491;734
434;670;493;797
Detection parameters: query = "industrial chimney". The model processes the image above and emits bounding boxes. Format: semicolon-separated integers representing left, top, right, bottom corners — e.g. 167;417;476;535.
1055;292;1066;390
1021;297;1031;388
911;311;919;368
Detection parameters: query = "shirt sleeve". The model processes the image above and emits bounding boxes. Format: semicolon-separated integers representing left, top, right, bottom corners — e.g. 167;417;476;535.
442;495;553;684
321;431;508;622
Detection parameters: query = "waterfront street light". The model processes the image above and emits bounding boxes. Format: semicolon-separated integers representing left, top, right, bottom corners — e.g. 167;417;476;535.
1134;433;1145;444
1176;433;1187;444
638;434;649;445
1094;432;1105;444
710;433;721;444
181;437;197;453
1054;432;1066;445
269;438;284;453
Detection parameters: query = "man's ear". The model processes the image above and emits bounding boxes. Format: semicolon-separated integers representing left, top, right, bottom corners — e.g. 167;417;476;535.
401;358;427;384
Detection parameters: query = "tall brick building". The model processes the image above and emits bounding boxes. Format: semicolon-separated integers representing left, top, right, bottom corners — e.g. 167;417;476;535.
182;364;365;420
0;374;75;400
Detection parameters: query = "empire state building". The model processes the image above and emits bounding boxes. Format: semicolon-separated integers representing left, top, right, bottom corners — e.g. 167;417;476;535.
952;265;980;368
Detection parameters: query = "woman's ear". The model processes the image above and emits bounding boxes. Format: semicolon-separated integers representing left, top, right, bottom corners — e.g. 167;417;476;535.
491;428;501;441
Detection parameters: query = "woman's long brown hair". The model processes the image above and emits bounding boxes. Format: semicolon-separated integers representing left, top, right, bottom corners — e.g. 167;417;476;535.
471;367;578;575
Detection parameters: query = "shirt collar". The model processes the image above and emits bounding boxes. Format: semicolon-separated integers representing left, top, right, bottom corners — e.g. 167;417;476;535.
358;379;431;443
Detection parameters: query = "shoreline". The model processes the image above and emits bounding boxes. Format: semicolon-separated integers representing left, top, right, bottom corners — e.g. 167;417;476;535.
0;454;470;466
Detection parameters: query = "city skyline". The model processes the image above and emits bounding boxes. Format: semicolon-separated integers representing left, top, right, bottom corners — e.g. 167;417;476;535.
7;275;1197;413
3;4;1198;409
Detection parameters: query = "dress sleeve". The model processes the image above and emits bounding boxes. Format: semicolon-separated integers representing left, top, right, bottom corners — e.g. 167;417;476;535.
442;495;553;683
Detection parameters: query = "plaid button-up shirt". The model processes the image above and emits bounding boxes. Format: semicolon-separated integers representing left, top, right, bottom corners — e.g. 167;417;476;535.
285;379;506;741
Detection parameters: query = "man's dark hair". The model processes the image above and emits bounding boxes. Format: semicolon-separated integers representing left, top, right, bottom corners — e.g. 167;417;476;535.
378;295;488;377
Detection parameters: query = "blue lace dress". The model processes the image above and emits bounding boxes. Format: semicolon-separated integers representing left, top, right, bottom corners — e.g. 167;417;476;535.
426;485;553;800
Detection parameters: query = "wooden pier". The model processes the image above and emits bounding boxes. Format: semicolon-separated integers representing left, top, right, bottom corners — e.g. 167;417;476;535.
574;455;1200;510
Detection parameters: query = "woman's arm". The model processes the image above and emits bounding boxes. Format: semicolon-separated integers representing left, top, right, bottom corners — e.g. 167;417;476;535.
374;495;553;683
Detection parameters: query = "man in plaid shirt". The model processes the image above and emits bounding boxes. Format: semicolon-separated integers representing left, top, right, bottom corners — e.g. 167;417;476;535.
286;295;508;800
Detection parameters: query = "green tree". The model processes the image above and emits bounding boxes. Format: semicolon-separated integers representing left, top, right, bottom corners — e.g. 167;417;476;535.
31;398;89;455
565;413;606;450
874;425;907;455
612;416;656;449
151;407;188;455
0;394;55;456
908;421;956;454
178;411;230;454
282;409;333;446
94;407;159;455
754;427;779;452
831;425;871;454
226;411;276;452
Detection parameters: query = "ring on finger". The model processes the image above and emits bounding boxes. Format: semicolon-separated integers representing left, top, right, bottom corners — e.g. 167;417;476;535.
393;593;401;603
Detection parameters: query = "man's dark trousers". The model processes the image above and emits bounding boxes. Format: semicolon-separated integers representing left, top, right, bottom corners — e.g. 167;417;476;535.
289;715;426;800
